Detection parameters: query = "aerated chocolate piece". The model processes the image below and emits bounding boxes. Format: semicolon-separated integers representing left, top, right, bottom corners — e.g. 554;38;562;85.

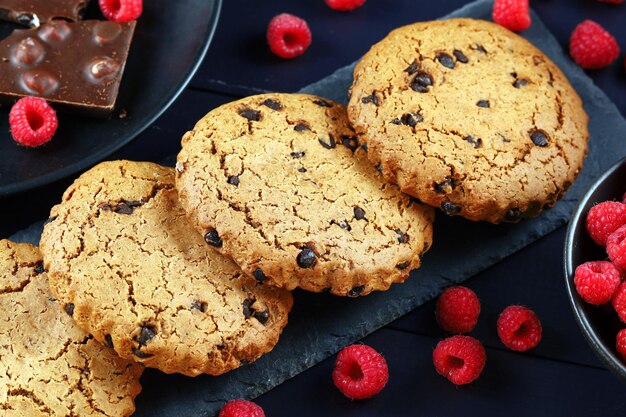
0;19;136;117
0;0;89;27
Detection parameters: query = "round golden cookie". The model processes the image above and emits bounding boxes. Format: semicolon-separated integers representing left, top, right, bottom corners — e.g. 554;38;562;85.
348;18;589;223
0;240;143;417
40;161;293;377
176;93;434;297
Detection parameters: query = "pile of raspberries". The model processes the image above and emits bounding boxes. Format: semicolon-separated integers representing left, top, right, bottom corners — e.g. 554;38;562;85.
575;199;626;363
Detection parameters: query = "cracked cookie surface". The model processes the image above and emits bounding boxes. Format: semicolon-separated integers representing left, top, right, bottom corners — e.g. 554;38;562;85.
40;161;293;377
348;18;589;223
0;240;143;417
176;93;434;296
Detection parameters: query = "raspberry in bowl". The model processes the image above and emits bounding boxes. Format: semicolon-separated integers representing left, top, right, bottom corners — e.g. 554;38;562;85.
565;157;626;381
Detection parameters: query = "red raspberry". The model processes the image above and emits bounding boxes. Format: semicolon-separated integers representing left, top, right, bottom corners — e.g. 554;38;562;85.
324;0;366;12
613;283;626;323
617;329;626;361
266;14;312;59
570;20;620;69
435;286;481;334
586;201;626;246
9;97;58;147
497;305;542;351
607;225;626;269
492;0;531;32
574;261;622;305
218;400;265;417
432;335;486;385
99;0;142;23
332;344;388;399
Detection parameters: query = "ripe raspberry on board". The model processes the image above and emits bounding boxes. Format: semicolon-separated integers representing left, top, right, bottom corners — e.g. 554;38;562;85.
497;305;542;352
606;224;626;270
492;0;531;32
435;286;481;334
218;400;265;417
332;344;389;399
585;201;626;246
325;0;366;12
613;283;626;323
99;0;142;22
574;261;622;305
432;335;486;385
570;20;620;69
9;97;58;147
267;14;312;59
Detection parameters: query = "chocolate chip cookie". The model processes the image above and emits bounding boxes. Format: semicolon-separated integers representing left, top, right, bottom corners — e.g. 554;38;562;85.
0;240;143;416
40;161;293;377
348;18;589;223
176;93;434;297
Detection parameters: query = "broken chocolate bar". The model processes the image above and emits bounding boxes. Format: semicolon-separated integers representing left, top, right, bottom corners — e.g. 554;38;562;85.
0;19;136;117
0;0;90;27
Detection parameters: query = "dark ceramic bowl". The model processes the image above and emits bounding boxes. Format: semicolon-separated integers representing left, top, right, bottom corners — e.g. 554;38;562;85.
565;157;626;381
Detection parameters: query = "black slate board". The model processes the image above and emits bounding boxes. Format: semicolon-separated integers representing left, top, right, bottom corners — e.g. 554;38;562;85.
10;1;626;416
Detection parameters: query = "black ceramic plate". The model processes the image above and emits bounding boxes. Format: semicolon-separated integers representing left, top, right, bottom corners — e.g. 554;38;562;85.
0;0;222;197
564;157;626;381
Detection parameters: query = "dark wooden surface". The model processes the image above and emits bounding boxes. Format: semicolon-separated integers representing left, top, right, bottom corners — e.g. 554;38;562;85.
1;1;626;415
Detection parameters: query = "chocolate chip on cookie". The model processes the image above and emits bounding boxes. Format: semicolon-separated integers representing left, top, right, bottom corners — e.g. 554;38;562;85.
436;52;455;69
401;112;423;127
297;246;317;269
434;178;454;194
262;98;283;111
333;219;352;231
319;135;337;149
453;49;468;63
204;229;223;247
441;201;462;216
395;229;409;244
464;135;482;148
396;261;411;270
341;135;359;152
253;268;269;283
353;206;367;221
404;60;419;75
347;285;365;297
64;303;75;316
530;129;549;147
361;94;379;106
191;300;209;312
411;72;433;93
313;98;333;107
294;122;311;131
239;108;261;121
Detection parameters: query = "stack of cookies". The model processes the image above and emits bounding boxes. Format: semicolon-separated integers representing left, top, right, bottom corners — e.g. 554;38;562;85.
1;18;589;416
